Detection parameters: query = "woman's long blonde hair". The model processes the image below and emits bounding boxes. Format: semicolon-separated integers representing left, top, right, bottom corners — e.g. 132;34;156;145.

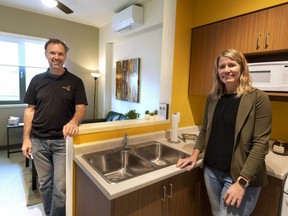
210;49;255;100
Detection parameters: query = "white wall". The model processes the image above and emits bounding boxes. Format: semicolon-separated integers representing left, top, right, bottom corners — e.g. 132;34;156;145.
98;0;176;119
112;28;162;117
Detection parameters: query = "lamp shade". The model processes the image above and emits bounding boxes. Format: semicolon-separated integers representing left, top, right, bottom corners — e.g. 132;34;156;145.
91;72;101;78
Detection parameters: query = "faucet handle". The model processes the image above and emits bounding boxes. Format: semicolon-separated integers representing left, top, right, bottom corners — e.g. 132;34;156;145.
124;133;129;139
122;133;130;150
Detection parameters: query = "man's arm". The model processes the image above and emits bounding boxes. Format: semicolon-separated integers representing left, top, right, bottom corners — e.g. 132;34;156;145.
63;104;87;138
21;105;35;158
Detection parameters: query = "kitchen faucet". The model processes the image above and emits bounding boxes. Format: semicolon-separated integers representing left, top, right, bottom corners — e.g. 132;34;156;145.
122;133;130;150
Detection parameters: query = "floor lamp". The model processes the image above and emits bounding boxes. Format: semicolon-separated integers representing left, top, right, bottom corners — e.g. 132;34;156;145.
91;72;101;119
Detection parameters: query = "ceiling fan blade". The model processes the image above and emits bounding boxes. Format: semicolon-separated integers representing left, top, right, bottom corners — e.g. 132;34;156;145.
57;1;73;14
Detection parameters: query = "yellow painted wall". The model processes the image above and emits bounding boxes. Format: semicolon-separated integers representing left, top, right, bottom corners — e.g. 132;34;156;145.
173;0;288;142
73;124;169;144
76;0;288;143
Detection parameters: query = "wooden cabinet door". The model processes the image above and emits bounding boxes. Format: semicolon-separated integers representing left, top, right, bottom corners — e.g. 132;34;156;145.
238;10;266;53
264;3;288;52
114;168;212;216
189;20;238;96
167;168;211;216
113;181;163;216
189;20;241;96
251;175;283;216
189;24;221;96
240;4;288;53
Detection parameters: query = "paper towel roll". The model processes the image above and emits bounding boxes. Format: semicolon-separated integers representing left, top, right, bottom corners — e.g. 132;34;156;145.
171;113;180;142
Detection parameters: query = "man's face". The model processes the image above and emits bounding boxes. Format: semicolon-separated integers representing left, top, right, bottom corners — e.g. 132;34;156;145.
45;43;67;70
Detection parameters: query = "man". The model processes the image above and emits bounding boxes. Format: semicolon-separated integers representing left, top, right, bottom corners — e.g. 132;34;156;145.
21;38;87;216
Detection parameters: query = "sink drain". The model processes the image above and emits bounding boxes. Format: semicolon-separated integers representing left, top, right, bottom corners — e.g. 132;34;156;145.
105;170;134;183
152;159;169;166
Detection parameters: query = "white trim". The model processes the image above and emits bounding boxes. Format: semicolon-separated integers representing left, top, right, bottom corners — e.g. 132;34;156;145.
66;136;73;216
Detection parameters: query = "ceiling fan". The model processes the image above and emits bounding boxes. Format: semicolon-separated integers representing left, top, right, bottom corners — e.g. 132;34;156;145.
42;0;73;14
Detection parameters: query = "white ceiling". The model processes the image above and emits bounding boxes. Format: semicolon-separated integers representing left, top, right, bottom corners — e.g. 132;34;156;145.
0;0;150;28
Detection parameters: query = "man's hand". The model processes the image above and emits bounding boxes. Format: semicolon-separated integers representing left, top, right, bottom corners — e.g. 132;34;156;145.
63;104;86;138
22;138;32;159
22;105;35;158
63;120;79;138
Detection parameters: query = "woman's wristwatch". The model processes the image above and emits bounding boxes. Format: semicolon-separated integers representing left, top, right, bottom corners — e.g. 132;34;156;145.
237;176;249;188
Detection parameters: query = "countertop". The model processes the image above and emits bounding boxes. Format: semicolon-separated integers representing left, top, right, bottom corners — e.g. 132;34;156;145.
265;142;288;180
73;126;288;200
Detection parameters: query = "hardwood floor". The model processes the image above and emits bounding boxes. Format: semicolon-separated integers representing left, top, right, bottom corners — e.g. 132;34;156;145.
0;150;45;216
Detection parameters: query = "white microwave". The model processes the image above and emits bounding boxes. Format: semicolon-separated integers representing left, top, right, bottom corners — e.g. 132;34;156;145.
248;61;288;92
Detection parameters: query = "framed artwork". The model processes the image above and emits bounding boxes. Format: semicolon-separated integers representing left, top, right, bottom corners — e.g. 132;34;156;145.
116;58;140;103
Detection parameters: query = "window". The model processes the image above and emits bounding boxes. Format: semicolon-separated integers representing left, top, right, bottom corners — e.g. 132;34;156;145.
0;33;48;104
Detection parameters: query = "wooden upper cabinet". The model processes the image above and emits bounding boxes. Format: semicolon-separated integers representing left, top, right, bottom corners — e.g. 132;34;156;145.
189;20;240;96
240;4;288;53
189;3;288;96
189;24;218;96
264;4;288;51
238;10;267;53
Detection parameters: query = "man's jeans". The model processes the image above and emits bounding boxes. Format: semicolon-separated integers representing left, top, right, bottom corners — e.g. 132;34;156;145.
204;166;261;216
31;138;66;216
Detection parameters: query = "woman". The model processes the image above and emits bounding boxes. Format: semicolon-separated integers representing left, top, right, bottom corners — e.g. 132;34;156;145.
177;49;272;215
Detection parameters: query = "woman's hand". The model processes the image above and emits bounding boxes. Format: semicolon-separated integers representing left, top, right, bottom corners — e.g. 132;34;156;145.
176;156;197;171
176;149;199;171
223;182;246;208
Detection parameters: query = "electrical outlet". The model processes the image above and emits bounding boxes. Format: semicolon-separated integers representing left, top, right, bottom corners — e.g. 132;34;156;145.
159;103;169;120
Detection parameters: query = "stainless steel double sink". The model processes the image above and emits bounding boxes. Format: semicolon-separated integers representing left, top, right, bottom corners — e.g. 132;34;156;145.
82;141;190;184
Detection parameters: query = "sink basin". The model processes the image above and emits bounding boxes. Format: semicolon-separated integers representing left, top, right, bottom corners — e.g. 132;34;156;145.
82;141;190;184
82;150;155;184
134;141;190;167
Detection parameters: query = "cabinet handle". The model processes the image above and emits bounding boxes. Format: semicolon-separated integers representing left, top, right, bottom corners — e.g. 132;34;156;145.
256;33;261;49
167;183;173;199
265;32;270;48
161;186;166;202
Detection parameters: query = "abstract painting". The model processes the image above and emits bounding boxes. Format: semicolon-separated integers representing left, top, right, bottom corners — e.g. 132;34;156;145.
116;58;140;102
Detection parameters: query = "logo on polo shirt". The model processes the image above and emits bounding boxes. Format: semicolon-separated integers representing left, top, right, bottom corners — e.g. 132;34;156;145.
62;85;71;91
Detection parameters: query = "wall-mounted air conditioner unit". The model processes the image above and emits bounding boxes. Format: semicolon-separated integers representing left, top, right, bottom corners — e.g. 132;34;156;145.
112;5;144;32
